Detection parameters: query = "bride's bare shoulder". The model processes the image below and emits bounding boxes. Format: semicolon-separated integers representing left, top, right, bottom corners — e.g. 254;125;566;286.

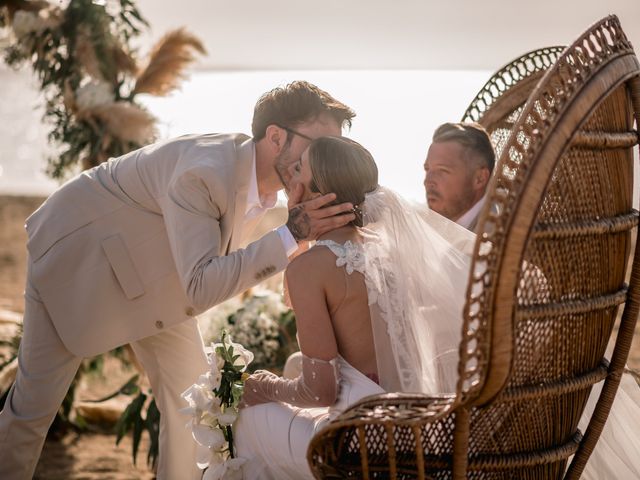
285;243;344;285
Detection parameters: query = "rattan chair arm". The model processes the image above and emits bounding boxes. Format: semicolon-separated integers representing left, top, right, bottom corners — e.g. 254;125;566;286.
307;393;458;480
332;392;457;427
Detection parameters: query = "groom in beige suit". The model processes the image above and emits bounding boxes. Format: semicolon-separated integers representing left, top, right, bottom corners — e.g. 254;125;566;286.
0;81;356;479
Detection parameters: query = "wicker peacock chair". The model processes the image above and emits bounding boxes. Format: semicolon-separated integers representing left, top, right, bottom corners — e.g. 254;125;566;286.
461;46;564;159
308;15;640;479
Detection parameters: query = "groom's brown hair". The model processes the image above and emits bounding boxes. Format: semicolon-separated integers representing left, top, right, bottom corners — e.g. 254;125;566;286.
251;81;355;141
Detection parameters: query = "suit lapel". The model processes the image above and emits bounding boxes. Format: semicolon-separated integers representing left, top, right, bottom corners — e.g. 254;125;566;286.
227;137;254;254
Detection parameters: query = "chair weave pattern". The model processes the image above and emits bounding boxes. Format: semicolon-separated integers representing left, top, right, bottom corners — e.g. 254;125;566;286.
308;15;640;480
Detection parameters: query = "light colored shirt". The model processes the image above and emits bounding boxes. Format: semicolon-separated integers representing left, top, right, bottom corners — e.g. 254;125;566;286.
456;195;486;230
246;146;298;256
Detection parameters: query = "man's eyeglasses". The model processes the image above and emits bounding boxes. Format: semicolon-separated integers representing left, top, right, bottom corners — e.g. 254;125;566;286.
276;124;313;142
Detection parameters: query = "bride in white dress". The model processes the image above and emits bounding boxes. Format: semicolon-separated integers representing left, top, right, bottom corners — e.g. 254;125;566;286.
235;136;471;479
232;135;640;480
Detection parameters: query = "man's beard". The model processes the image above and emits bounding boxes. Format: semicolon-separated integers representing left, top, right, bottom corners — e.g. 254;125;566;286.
274;148;293;192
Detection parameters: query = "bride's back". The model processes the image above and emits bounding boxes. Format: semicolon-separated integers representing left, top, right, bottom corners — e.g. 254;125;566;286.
287;227;378;381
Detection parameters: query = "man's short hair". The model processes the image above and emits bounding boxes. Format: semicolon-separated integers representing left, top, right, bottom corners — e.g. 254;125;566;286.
432;122;495;173
251;81;355;141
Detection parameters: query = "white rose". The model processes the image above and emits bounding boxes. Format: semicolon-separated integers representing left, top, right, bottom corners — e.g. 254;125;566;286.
75;80;114;110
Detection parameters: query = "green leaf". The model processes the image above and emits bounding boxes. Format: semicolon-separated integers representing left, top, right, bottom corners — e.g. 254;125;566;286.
131;410;144;465
84;374;140;403
115;391;146;445
145;399;161;469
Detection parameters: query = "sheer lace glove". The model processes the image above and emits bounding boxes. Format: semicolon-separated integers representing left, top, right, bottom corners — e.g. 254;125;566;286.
241;355;340;408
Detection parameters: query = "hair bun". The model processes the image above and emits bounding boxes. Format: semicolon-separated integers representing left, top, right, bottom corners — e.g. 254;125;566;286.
352;204;365;227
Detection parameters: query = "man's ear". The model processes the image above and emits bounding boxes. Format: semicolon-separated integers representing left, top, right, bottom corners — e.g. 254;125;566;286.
474;167;491;191
265;124;286;154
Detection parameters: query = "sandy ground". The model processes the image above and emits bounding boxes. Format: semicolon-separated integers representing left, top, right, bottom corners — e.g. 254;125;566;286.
1;194;640;479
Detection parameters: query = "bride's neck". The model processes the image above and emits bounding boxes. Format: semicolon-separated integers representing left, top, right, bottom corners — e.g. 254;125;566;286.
317;224;359;242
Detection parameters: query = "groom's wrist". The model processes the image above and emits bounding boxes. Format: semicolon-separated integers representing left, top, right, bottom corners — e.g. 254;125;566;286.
276;225;299;257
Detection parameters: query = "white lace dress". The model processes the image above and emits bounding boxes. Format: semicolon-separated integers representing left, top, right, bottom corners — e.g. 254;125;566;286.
234;240;384;480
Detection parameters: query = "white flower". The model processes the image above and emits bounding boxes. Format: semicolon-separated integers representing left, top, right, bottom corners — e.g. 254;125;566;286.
217;410;237;426
196;445;224;470
204;458;246;480
181;380;215;414
261;292;287;317
192;423;226;450
255;312;274;331
75;80;114;110
200;406;223;427
198;297;242;341
334;241;366;274
206;358;223;390
230;341;254;371
263;339;280;353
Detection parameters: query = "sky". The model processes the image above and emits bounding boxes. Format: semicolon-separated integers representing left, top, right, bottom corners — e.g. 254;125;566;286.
142;69;491;203
2;1;638;198
0;68;490;201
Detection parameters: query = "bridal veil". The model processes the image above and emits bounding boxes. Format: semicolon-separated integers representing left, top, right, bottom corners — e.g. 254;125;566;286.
360;187;474;394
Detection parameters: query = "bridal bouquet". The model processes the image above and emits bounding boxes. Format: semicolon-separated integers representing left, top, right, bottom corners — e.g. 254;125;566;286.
181;331;253;480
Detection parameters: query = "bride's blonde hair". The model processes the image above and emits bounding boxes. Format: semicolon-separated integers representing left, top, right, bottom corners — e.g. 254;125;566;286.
308;136;378;227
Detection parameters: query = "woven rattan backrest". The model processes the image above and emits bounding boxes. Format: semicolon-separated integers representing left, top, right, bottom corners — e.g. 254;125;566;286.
458;13;640;414
306;16;640;480
462;47;565;160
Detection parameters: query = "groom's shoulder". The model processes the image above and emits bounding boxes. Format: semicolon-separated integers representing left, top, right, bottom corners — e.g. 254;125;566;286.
170;133;251;173
174;133;250;156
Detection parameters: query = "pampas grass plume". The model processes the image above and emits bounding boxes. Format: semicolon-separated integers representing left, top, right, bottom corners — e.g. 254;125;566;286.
133;27;206;97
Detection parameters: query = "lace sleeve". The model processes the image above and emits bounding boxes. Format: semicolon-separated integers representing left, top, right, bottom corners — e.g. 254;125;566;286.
240;354;340;408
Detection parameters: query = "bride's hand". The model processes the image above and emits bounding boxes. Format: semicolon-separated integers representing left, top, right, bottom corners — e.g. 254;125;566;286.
286;184;355;242
239;370;279;408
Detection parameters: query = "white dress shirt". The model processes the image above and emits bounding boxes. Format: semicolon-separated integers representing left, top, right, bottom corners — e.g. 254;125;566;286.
456;195;487;230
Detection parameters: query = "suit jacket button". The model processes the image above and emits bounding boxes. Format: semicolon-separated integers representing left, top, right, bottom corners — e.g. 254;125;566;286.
155;320;164;329
185;307;195;316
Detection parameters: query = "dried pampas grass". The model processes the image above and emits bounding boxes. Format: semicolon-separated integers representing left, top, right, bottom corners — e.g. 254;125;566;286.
75;27;138;81
90;102;157;145
112;44;138;75
133;27;206;96
75;27;104;80
63;79;77;112
1;0;49;22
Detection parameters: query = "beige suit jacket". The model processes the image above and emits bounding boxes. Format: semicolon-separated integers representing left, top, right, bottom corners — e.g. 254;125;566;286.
25;133;288;357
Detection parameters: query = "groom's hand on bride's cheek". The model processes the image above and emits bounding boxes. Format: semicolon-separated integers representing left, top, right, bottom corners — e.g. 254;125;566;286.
286;188;355;242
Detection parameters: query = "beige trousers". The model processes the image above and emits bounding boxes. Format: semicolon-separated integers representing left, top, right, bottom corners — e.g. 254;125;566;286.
0;267;208;479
